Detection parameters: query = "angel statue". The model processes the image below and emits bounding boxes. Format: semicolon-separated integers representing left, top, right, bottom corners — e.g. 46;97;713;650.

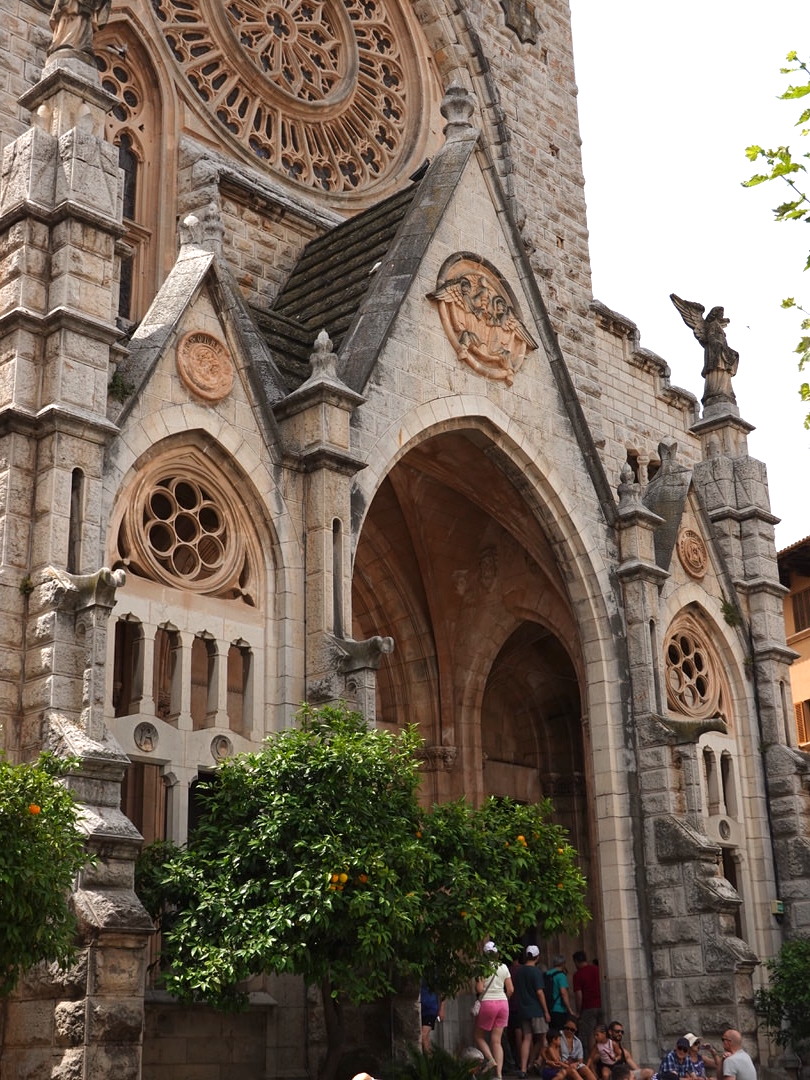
48;0;111;61
670;293;740;410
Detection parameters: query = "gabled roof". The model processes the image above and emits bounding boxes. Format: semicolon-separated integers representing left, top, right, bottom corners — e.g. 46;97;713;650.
264;84;617;523
258;183;420;388
109;228;286;442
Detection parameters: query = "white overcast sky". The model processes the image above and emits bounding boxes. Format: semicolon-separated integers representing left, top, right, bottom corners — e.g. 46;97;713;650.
568;1;809;549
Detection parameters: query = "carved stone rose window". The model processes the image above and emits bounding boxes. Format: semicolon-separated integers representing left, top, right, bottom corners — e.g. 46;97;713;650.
152;0;431;194
664;615;724;720
117;450;257;603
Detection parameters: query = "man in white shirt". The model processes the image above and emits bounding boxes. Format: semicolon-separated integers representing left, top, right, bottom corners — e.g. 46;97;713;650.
720;1030;756;1080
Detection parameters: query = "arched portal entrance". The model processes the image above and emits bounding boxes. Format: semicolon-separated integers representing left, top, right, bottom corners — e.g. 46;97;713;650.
352;429;600;957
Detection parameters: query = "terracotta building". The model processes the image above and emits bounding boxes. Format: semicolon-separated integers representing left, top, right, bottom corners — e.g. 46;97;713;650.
779;537;810;749
1;0;809;1077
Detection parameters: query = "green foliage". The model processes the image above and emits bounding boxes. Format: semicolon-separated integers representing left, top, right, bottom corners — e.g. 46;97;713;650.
143;703;589;1010
755;935;810;1049
744;52;810;426
107;369;135;403
0;753;89;996
720;599;743;628
383;1046;483;1080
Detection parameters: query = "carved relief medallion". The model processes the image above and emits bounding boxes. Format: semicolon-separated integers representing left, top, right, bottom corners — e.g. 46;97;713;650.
428;256;536;385
152;0;431;195
134;722;159;752
677;528;708;579
211;735;233;761
176;331;235;402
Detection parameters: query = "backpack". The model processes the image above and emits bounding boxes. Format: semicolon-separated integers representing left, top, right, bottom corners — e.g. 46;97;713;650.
543;968;559;1009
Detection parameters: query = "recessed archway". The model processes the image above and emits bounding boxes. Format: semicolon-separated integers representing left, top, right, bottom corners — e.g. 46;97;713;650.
352;428;600;955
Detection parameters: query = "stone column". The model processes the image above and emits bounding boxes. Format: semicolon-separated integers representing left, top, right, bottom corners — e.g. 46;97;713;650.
614;462;759;1048
274;331;393;719
692;410;810;935
0;54;122;756
0;47;153;1080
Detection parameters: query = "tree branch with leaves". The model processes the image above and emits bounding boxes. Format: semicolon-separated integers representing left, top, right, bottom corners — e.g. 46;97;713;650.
0;753;88;997
744;52;810;425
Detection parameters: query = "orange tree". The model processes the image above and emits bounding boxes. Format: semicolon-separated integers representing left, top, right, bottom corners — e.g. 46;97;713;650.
0;753;88;996
139;704;589;1079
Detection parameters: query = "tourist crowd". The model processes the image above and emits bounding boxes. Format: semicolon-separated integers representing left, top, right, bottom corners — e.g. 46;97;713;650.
420;946;757;1080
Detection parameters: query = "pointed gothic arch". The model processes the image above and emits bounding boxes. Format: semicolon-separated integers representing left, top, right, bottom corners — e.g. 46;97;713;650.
351;420;611;964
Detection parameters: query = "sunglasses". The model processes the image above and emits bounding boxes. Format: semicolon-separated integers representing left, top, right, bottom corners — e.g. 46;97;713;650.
563;1028;577;1033
610;1030;624;1036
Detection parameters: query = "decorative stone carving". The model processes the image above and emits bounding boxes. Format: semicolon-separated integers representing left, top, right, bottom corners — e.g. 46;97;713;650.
670;294;740;411
479;547;497;591
133;722;158;752
419;745;458;771
499;0;541;44
428;256;536;385
152;0;427;194
440;82;475;140
48;0;111;61
176;330;235;402
330;634;394;673
617;461;642;512
211;735;233;761
307;675;339;703
677;527;708;579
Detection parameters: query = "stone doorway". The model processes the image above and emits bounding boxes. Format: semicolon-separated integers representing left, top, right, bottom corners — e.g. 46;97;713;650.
352;429;600;955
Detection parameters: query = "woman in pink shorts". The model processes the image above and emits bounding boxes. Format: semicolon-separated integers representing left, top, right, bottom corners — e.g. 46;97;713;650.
474;942;514;1080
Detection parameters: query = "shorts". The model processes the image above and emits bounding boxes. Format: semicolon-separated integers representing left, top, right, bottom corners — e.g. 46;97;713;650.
521;1017;549;1036
421;1012;438;1029
542;1068;565;1080
476;998;509;1030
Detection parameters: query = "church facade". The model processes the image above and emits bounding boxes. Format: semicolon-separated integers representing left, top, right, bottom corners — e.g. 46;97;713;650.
1;0;810;1077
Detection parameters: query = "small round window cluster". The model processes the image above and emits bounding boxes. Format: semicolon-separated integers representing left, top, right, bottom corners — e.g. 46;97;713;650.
118;456;254;602
145;478;226;583
665;627;721;718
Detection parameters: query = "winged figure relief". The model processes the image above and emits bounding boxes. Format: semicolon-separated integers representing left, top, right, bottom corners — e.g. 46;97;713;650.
670;293;739;407
429;268;537;385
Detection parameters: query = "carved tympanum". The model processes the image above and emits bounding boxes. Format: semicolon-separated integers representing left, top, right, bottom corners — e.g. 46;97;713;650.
677;528;708;579
176;331;234;402
428;257;536;385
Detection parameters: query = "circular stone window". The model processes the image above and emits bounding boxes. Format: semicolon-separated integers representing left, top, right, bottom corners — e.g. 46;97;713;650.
664;622;722;719
152;0;433;195
117;453;255;601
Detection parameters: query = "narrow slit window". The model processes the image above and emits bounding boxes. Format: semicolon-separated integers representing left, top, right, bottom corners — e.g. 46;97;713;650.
191;635;217;729
227;642;252;738
112;617;144;717
153;626;181;724
67;468;84;573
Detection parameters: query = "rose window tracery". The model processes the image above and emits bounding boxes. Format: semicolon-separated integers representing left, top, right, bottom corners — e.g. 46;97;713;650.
664;619;723;719
152;0;424;193
117;453;257;603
